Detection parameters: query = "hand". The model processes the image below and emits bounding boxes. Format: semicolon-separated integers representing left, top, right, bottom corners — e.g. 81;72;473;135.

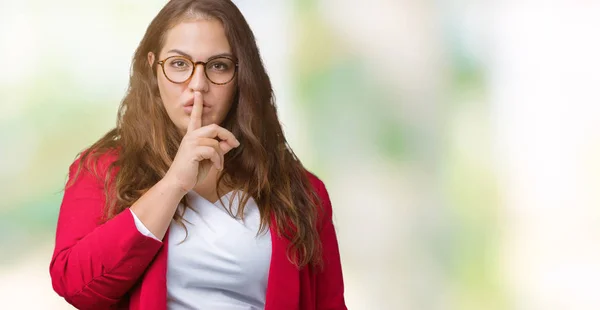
163;92;240;193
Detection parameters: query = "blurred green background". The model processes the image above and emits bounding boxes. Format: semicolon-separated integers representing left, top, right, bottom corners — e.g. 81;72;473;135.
2;1;600;309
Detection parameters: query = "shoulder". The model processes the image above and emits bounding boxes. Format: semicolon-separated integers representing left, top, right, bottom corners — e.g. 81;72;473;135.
305;170;326;193
68;148;120;181
304;170;333;218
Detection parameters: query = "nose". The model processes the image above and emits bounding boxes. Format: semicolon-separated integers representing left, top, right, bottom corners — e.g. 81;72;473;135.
188;63;209;92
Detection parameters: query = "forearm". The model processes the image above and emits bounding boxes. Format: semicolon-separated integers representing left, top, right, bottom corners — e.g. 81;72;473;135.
51;158;183;307
129;177;187;240
51;210;163;308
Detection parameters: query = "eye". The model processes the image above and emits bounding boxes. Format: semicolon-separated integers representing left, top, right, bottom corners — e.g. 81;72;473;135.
208;60;231;71
168;58;190;70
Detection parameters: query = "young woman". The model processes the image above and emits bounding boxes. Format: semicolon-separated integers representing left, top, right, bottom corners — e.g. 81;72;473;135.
49;0;346;309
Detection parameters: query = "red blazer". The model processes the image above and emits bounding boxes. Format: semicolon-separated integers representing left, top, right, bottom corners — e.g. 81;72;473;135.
50;152;346;310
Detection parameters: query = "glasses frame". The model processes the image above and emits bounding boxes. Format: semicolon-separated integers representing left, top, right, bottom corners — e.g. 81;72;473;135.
157;55;239;85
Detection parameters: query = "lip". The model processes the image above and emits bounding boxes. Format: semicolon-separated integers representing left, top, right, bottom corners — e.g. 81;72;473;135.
183;98;211;114
183;104;209;114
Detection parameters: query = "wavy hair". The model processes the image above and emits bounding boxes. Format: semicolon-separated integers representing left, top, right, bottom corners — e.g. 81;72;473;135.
70;0;322;267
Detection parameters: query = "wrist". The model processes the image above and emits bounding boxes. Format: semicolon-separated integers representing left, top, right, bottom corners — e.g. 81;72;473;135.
158;175;189;198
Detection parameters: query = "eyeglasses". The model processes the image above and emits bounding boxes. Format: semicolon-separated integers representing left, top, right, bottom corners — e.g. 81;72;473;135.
157;55;238;85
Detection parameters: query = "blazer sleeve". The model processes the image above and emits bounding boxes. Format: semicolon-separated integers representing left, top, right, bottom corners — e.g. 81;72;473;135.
312;176;348;310
49;155;163;309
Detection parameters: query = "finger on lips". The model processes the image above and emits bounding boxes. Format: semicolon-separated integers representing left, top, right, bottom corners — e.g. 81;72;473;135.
185;92;239;169
187;91;203;133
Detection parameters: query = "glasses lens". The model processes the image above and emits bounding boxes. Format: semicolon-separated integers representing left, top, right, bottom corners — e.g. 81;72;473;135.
205;57;236;84
163;57;194;83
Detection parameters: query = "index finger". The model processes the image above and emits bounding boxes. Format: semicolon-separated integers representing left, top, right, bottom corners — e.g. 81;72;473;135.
187;91;203;133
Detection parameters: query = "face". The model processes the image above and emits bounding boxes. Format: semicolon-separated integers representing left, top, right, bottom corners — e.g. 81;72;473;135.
149;18;237;133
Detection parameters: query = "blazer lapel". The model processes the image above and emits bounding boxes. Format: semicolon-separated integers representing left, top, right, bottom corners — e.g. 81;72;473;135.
265;215;300;310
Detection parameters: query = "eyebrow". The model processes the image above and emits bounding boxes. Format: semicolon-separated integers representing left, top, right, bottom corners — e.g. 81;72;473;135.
166;49;235;61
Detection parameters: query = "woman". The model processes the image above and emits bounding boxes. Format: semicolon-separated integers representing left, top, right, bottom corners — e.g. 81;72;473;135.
49;0;346;309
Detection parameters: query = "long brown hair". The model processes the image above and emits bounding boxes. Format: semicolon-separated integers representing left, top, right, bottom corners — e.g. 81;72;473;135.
71;0;322;267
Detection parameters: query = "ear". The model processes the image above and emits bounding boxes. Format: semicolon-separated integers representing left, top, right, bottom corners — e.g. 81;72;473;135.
147;52;155;67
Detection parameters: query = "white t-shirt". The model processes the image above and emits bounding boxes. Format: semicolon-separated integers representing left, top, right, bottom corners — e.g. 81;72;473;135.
131;190;272;310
